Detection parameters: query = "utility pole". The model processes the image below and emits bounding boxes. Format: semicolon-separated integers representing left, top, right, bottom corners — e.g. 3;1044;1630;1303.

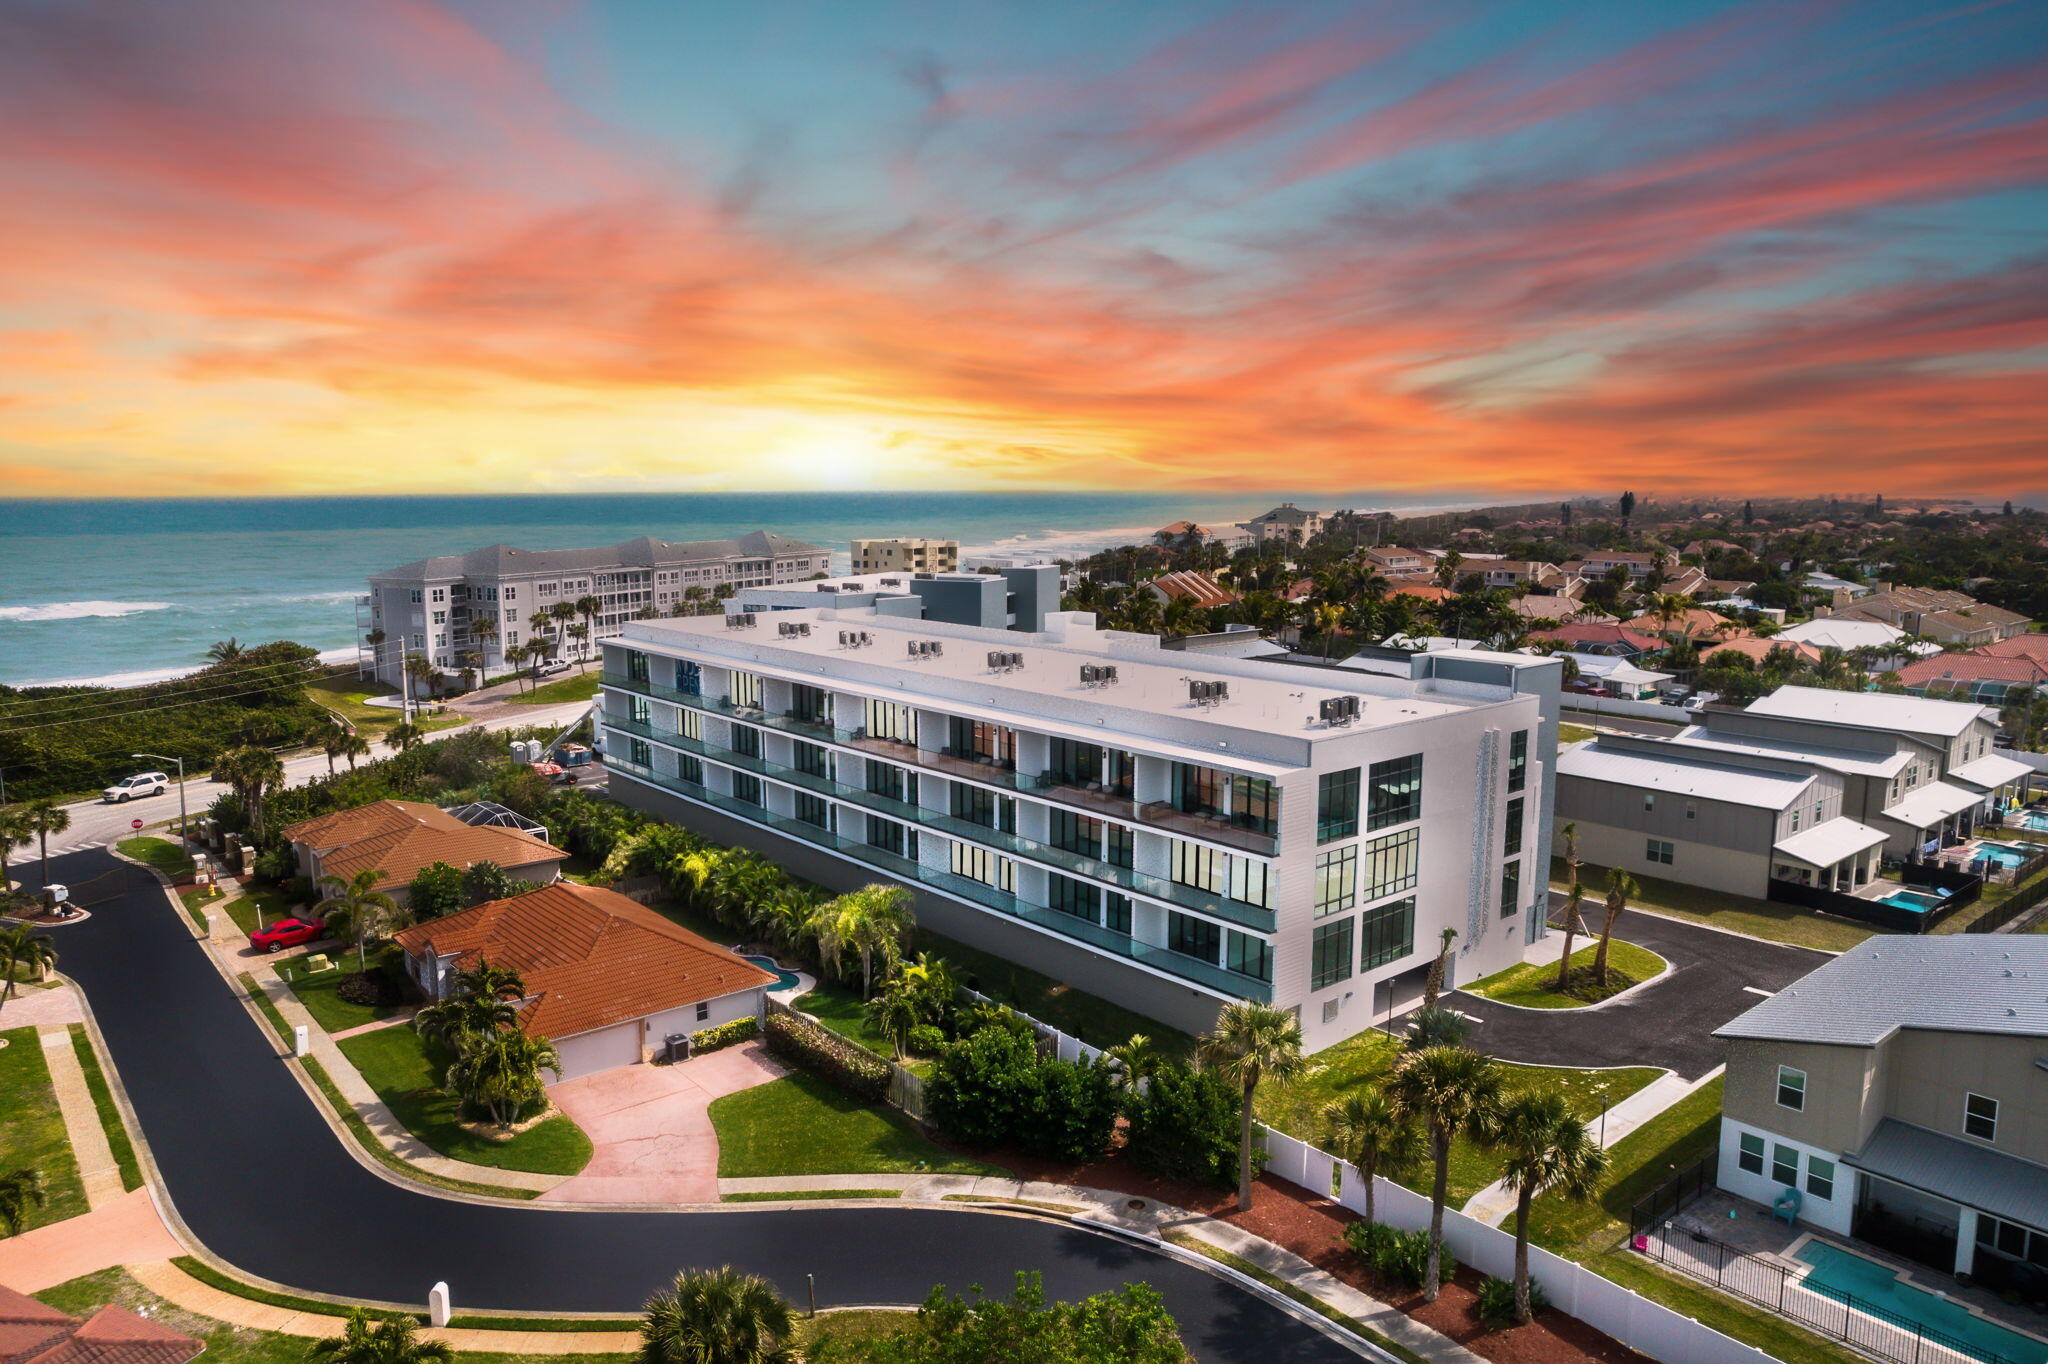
133;752;188;840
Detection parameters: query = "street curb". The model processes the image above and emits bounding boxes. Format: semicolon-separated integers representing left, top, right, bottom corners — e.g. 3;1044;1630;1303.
1458;943;1674;1014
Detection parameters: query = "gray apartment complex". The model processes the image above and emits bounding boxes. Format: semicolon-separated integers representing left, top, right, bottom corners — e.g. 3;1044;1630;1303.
1716;937;2048;1295
360;531;830;686
596;605;1561;1050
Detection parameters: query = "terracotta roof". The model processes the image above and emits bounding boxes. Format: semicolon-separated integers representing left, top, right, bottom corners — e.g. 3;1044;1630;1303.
1532;622;1663;652
1623;609;1747;641
1897;654;2048;688
1389;582;1453;601
1702;637;1824;667
320;823;562;894
0;1288;199;1364
1148;570;1236;607
393;882;776;1040
282;799;464;851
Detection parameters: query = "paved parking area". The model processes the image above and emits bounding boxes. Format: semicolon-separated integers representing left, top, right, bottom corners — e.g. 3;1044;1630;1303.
537;1040;787;1205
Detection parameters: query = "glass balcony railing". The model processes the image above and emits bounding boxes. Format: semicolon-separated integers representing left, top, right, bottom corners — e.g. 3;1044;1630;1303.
1137;801;1280;857
603;752;1271;1001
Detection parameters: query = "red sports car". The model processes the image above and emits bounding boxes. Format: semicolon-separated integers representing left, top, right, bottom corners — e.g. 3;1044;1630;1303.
250;916;328;952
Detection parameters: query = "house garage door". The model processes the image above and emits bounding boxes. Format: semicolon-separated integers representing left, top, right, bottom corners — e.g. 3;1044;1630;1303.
553;1022;641;1080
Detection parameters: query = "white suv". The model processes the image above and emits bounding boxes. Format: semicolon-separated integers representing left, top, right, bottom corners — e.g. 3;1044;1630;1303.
103;772;169;803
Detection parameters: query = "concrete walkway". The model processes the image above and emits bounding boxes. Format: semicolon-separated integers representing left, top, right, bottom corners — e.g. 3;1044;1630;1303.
40;1024;126;1208
0;1189;183;1292
0;987;83;1029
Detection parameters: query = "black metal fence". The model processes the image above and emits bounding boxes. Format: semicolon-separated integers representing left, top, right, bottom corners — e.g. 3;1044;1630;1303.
1640;1227;2017;1364
1767;869;1983;934
1629;1151;1716;1236
1966;857;2048;933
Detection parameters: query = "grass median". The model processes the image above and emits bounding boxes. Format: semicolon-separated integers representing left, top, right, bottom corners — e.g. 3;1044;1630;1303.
0;1024;89;1232
1558;863;1876;952
1463;939;1667;1008
68;1025;142;1192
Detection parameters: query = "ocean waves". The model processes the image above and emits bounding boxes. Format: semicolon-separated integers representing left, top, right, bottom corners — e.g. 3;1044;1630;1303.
0;599;175;622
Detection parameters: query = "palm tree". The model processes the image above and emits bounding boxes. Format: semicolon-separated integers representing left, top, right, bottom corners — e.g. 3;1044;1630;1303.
1554;824;1585;993
403;653;436;702
1103;1033;1161;1094
416;991;516;1052
317;869;398;971
0;1167;47;1236
1310;600;1345;661
639;1265;794;1364
0;925;58;1010
469;614;499;670
21;799;69;895
551;600;578;659
336;731;371;771
1479;1092;1608;1323
1420;926;1458;1012
0;807;32;889
567;621;592;660
574;593;602;648
206;637;245;665
321;726;357;775
809;884;914;998
863;987;922;1060
528;609;555;654
1594;869;1638;987
385;722;425;754
443;1026;561;1127
1390;1045;1503;1300
210;746;285;842
1198;1000;1307;1212
504;642;530;692
308;1308;454;1364
1320;1088;1422;1225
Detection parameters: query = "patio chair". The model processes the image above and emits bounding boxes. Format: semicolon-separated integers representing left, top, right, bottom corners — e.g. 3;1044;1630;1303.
1772;1187;1802;1225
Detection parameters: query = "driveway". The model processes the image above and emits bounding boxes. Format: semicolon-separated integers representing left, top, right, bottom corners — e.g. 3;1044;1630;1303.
1412;898;1833;1079
539;1043;787;1204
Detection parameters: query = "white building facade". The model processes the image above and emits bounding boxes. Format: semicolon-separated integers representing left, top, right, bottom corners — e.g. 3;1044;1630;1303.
597;607;1560;1050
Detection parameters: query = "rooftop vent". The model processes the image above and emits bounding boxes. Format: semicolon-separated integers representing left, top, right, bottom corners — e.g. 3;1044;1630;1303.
818;583;841;593
1079;664;1120;688
987;650;1025;673
776;621;812;638
726;612;758;630
1189;679;1229;706
1319;695;1361;726
907;640;944;660
879;577;902;587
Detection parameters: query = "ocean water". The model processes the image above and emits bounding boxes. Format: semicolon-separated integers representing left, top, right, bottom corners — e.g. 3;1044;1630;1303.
0;491;1450;687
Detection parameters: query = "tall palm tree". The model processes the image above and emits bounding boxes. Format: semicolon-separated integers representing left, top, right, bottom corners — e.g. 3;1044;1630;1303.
550;601;578;659
0;925;58;1010
863;987;922;1060
1420;926;1458;1012
443;1026;561;1127
1594;869;1638;986
0;807;31;889
504;642;530;692
1388;1045;1503;1300
1198;1000;1307;1212
317;869;398;971
809;884;914;998
567;621;592;660
1103;1033;1161;1094
528;609;554;653
385;722;425;754
337;731;371;771
403;653;436;702
206;637;245;664
321;726;358;775
210;746;285;842
308;1308;454;1364
1554;824;1585;993
574;593;602;648
0;1167;47;1236
639;1265;794;1364
1310;600;1345;660
415;991;516;1052
1320;1088;1422;1225
23;799;69;893
1479;1092;1608;1323
469;614;499;669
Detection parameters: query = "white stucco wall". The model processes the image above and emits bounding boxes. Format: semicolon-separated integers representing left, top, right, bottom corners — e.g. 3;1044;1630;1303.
1714;1116;1856;1236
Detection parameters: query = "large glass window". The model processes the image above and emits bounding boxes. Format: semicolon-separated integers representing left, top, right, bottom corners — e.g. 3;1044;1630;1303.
730;670;763;710
1050;809;1104;859
628;694;650;726
1806;1158;1835;1201
1777;1067;1806;1112
1230;775;1278;837
1105;822;1135;869
949;842;1013;891
1771;1144;1798;1187
1173;763;1226;817
788;683;831;726
678;754;703;785
1103;893;1133;936
863;698;917;744
794;741;831;779
675;659;701;695
865;760;905;803
730;725;762;759
1367;754;1423;830
1362;829;1420;900
1508;730;1529;792
680;707;703;742
866;815;905;857
1047;874;1099;922
1316;847;1357;916
1168;913;1221;964
1499;860;1521;918
1503;797;1524;856
1227;932;1272;983
947;716;1016;768
1047;739;1131;795
629;737;651;768
950;783;1014;832
1318;769;1360;843
1311;919;1354;990
1738;1132;1764;1175
1360;896;1415;970
794;792;833;830
730;773;762;806
624;649;650;683
1172;841;1226;894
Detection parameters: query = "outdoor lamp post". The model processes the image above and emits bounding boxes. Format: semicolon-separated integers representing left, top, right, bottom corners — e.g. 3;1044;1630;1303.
133;752;188;842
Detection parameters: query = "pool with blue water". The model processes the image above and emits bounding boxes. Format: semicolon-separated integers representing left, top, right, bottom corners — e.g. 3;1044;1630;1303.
1796;1241;2048;1364
1875;889;1947;914
1971;842;2035;871
741;953;802;991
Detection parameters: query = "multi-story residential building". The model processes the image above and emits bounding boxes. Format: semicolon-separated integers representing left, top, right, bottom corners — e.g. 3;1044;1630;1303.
851;538;959;575
1238;503;1328;546
1363;546;1432;576
1898;638;2048;703
1154;521;1253;553
1580;551;1664;580
596;606;1561;1050
361;531;830;685
1823;585;2033;647
1555;687;2032;897
728;566;1061;636
1146;571;1237;609
1474;560;1561;589
1714;937;2048;1295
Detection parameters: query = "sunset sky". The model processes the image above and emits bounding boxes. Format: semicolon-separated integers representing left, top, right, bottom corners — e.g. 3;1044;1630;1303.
2;0;2044;501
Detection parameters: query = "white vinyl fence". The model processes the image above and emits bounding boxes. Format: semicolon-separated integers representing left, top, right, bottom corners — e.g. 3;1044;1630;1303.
1563;695;1696;724
1259;1128;1783;1364
959;985;1105;1064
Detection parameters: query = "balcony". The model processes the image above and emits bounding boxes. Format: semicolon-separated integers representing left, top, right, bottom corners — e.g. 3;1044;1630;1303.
1138;801;1279;857
1028;773;1138;820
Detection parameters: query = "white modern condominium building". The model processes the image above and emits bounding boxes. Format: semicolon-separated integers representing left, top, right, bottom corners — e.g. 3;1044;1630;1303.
597;606;1561;1049
361;531;830;686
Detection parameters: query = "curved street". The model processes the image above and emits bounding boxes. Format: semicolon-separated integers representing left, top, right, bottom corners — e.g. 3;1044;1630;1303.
30;847;1358;1363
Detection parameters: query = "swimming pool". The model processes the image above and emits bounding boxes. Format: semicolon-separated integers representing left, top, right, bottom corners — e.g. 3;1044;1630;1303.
1970;842;2035;871
2013;811;2048;832
1796;1241;2048;1364
741;953;802;992
1876;888;1948;914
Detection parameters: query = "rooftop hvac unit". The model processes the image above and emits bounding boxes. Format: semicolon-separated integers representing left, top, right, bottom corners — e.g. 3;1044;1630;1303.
818;583;840;593
914;572;935;580
778;621;800;637
857;632;873;646
796;623;811;637
1100;665;1118;686
726;612;758;629
1319;695;1361;726
880;578;902;587
1189;679;1230;705
838;630;853;645
909;641;923;657
988;650;1024;672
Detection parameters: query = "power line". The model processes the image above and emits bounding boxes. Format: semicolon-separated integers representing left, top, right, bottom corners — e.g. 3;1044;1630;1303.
0;666;323;727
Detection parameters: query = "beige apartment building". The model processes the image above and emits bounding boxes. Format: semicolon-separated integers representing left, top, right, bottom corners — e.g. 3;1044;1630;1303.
851;538;959;575
1716;938;2048;1295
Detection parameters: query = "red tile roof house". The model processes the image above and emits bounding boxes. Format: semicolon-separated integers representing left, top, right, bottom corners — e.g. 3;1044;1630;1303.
282;799;564;911
1529;622;1663;657
0;1283;201;1364
392;881;777;1080
1895;651;2048;703
1143;570;1237;608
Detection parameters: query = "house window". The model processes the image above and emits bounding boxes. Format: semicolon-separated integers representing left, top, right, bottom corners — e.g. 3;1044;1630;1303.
1316;847;1357;916
789;683;831;726
1311;918;1354;990
1508;730;1529;792
1173;840;1226;894
1975;1214;2048;1267
1738;1132;1765;1175
1499;860;1521;918
628;695;649;726
1172;763;1226;817
864;698;917;744
695;1001;710;1022
1050;809;1104;859
1806;1158;1835;1202
1503;797;1524;856
1227;931;1272;982
629;738;651;768
794;741;830;779
1771;1144;1798;1187
866;815;906;857
794;792;832;830
1104;822;1135;869
1167;913;1221;964
1360;895;1416;970
1318;768;1360;843
865;760;905;803
625;649;650;683
949;783;1014;832
1964;1093;1998;1142
1362;828;1420;900
1646;838;1675;866
1367;754;1423;829
1777;1066;1806;1111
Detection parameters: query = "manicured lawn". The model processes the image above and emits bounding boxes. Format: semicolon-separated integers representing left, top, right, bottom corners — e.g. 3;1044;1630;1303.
1530;1077;1722;1255
1463;939;1667;1009
336;1023;592;1176
1558;723;1598;744
279;947;407;1033
1256;1029;1662;1206
115;836;194;880
507;671;600;705
222;886;301;939
68;1025;142;1192
911;928;1195;1057
0;1025;90;1232
1559;862;1879;952
709;1071;1004;1178
794;979;935;1077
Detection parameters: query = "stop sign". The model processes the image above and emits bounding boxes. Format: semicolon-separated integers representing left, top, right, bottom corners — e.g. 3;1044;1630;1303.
131;819;144;830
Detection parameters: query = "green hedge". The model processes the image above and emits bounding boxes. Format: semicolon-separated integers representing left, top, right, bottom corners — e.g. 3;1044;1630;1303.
765;1011;890;1102
690;1016;759;1055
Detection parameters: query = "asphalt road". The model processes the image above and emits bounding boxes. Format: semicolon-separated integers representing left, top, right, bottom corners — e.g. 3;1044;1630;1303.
35;847;1358;1362
1430;898;1833;1079
40;700;594;856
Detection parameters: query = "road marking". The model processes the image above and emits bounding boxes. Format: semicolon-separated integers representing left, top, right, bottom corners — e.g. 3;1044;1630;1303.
1742;986;1775;998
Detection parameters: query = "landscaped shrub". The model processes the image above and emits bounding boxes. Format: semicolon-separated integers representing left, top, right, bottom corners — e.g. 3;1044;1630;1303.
408;861;467;921
1474;1275;1547;1328
925;1023;1040;1150
1024;1054;1120;1164
1123;1063;1239;1188
253;845;296;881
906;1023;946;1057
690;1016;759;1055
765;1011;889;1102
1343;1222;1452;1292
336;970;401;1007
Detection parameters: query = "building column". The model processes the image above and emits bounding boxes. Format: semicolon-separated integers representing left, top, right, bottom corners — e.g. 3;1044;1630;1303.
1955;1207;1978;1277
